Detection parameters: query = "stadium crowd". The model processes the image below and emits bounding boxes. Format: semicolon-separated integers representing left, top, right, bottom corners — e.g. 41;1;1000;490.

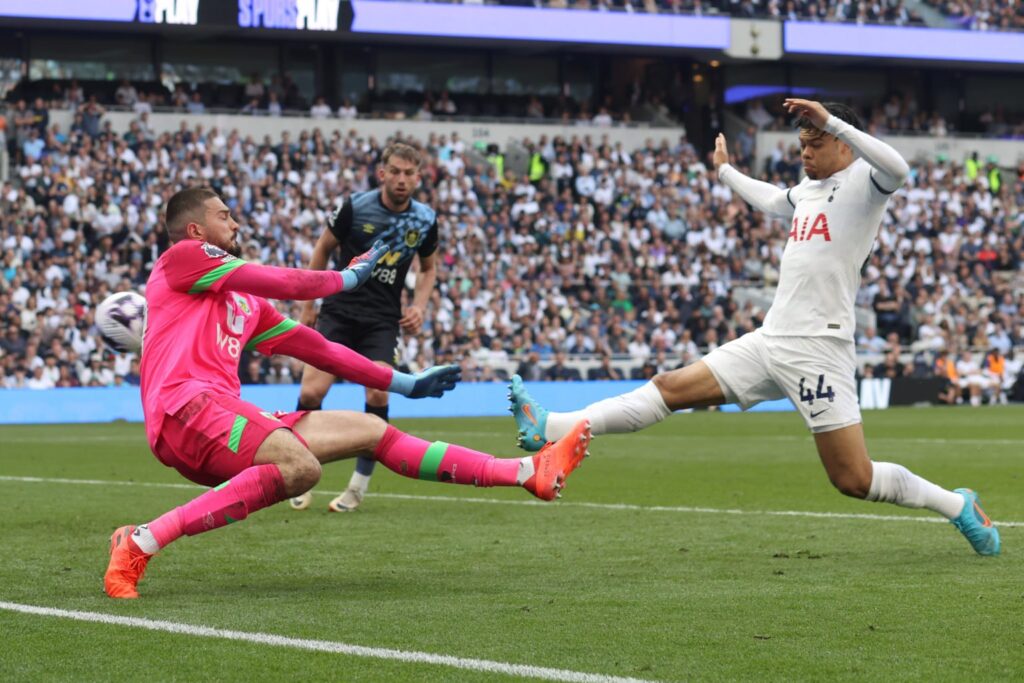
8;80;1020;144
925;0;1024;30
4;77;682;129
741;96;1024;140
1;106;1022;404
477;0;928;25
461;0;1024;31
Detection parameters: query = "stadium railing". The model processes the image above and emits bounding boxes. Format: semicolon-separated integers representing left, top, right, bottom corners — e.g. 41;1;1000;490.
49;109;682;153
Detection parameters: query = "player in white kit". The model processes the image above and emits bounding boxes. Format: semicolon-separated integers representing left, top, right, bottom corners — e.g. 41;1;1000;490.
508;99;1000;556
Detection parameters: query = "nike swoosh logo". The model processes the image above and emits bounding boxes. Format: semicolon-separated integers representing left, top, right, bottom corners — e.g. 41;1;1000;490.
809;409;830;418
974;502;993;528
521;403;537;426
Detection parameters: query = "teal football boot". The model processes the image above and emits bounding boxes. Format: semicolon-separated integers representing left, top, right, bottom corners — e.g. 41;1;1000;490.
950;488;1000;556
508;374;549;452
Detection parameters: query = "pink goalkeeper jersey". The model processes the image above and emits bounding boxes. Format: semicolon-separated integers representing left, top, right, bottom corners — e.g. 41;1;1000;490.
140;240;299;447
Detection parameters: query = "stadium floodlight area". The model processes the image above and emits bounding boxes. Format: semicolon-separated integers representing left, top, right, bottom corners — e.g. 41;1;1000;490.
785;21;1024;64
350;0;731;49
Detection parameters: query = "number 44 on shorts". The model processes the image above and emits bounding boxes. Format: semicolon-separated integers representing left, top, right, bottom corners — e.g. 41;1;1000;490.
799;374;835;404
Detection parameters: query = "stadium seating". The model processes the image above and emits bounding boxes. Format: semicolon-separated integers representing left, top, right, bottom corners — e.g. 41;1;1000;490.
0;107;1021;404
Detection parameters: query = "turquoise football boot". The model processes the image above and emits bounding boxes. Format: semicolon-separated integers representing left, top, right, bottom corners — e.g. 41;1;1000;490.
950;488;1000;556
508;374;549;452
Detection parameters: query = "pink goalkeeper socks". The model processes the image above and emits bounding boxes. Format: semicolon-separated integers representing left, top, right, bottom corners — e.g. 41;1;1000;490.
146;463;286;550
374;425;519;487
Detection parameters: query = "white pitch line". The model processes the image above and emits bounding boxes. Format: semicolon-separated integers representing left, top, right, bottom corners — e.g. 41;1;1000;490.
0;601;654;683
1;475;1021;528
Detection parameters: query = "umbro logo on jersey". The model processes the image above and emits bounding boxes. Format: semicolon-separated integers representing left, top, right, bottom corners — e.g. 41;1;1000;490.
362;223;376;233
202;243;228;259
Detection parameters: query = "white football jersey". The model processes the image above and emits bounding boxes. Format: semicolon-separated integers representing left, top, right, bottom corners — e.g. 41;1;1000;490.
763;158;892;341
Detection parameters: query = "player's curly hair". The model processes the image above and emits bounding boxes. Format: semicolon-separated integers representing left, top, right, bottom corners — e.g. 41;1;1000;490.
166;187;219;243
794;102;862;132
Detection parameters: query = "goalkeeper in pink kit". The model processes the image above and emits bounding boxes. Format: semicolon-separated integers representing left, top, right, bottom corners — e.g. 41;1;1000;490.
104;187;591;599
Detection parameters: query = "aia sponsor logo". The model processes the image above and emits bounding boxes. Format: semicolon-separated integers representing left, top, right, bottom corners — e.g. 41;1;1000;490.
789;213;831;243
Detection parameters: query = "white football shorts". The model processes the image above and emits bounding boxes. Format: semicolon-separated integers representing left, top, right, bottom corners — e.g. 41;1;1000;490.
702;329;861;433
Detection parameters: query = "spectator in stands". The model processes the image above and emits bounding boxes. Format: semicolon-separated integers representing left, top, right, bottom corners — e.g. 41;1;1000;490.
515;351;544;382
857;326;889;354
241;98;262;115
589;355;623;381
337;98;358;119
244;74;266;103
414;100;433;121
115;80;138;108
310;96;332;119
0;112;1020;397
124;358;141;386
21;128;44;162
746;99;774;129
592;107;613;127
984;348;1009;405
434;91;457;116
64;80;84;111
80;98;105;138
956;350;989;407
242;357;266;385
267;92;282;116
526;97;545;119
172;86;189;110
545;352;578;381
186;92;206;115
132;93;153;116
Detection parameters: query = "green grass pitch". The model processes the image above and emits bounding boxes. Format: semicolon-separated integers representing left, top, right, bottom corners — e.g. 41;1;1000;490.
1;407;1022;682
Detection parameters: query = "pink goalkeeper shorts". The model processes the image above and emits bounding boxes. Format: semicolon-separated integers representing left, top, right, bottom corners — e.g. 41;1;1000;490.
153;392;308;487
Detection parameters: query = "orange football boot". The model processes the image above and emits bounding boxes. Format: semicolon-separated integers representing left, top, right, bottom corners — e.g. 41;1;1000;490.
523;420;592;501
104;525;153;599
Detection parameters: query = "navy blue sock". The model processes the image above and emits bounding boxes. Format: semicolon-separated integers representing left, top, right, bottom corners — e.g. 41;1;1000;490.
357;403;389;476
297;398;322;411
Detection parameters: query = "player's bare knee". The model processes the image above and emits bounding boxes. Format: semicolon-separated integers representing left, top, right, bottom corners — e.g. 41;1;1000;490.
360;413;389;450
281;453;322;496
296;456;323;492
651;371;680;404
830;472;871;499
651;371;671;393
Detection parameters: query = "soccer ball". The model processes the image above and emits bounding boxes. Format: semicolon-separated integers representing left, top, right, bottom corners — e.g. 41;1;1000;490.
96;292;147;354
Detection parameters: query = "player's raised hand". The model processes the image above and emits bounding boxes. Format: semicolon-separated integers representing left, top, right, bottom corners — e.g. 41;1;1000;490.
783;98;830;129
339;239;389;291
712;133;730;169
403;365;462;399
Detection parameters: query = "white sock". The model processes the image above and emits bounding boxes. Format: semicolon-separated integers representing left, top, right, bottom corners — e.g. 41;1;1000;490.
544;381;671;441
348;471;371;493
131;524;160;554
516;457;535;486
866;462;965;519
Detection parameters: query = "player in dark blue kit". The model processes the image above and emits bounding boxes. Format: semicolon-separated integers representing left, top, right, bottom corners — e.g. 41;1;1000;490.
292;143;439;512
